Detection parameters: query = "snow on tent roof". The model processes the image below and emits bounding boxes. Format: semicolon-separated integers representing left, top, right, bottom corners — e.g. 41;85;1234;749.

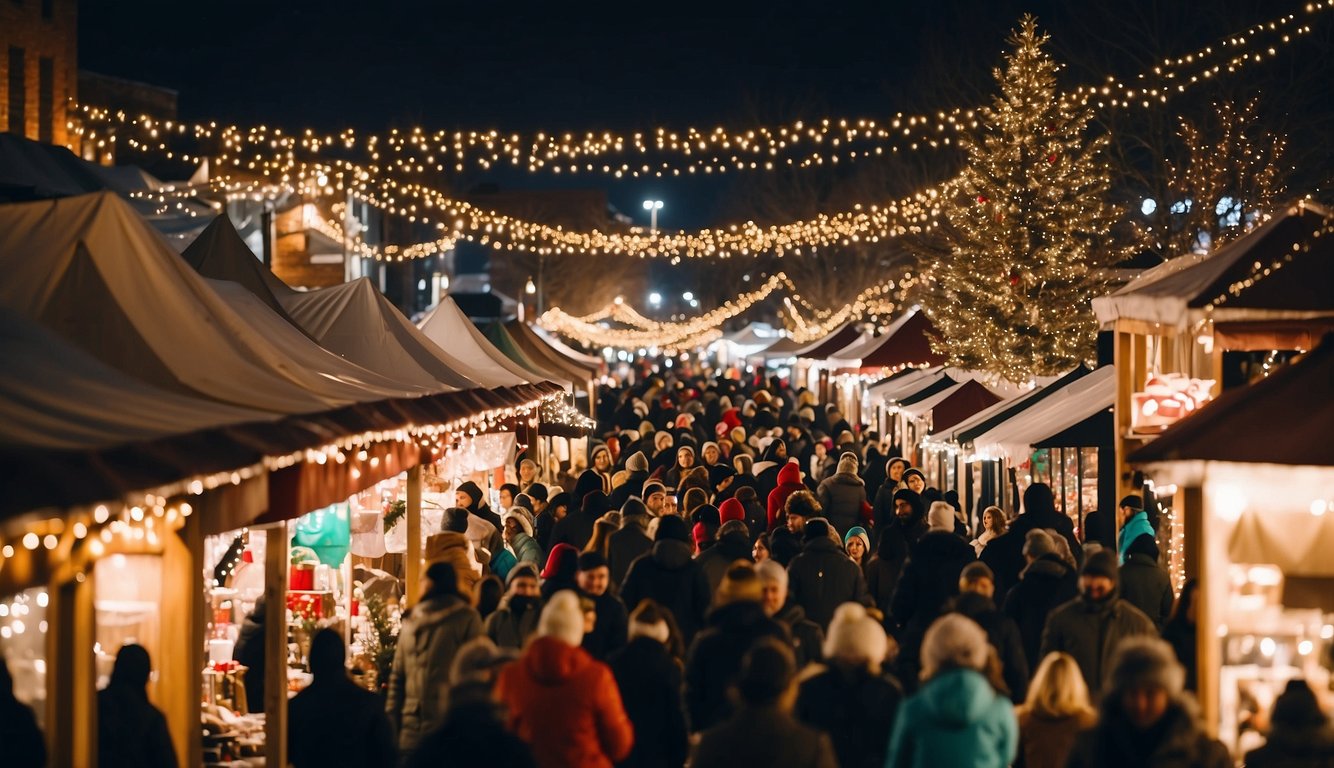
970;366;1116;459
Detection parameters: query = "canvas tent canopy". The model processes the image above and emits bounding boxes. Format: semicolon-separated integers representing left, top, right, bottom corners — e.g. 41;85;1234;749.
946;365;1093;447
417;298;551;389
969;366;1116;460
792;324;866;362
1092;201;1334;338
751;322;855;360
856;310;947;370
897;379;1004;434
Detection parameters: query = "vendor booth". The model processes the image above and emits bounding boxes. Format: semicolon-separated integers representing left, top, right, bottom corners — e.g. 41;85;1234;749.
1130;337;1334;753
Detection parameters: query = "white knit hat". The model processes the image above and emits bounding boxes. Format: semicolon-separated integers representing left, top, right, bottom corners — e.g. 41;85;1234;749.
927;501;956;532
823;603;890;670
538;590;585;647
921;613;989;679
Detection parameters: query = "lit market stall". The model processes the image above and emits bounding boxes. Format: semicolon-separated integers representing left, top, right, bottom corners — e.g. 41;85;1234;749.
1092;200;1334;503
834;309;947;429
1130;337;1334;752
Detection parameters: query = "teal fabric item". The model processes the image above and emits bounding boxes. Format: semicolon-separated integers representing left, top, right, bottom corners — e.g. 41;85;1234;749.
885;667;1018;768
491;547;517;582
294;503;352;566
1117;510;1154;565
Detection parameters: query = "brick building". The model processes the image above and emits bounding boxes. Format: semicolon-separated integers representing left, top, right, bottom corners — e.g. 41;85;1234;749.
1;0;77;149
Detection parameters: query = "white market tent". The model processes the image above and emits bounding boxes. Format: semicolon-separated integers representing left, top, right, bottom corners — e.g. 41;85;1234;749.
969;365;1117;460
417;298;549;389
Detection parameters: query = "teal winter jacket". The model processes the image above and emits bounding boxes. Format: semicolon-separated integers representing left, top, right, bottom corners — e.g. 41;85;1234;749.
885;667;1018;768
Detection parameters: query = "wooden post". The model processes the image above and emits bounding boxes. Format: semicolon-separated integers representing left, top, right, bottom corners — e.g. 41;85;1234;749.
48;571;97;767
1183;485;1218;734
406;465;423;608
263;522;289;768
1113;328;1134;498
160;516;205;767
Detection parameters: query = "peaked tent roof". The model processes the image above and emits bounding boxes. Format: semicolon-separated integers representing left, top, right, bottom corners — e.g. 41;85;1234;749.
181;214;304;328
1131;337;1334;467
483;322;568;384
1092;201;1334;330
277;277;485;391
0;192;401;414
794;324;866;362
950;365;1092;445
970;366;1116;459
898;379;1003;434
417;298;548;389
505;319;598;387
753;322;855;359
533;325;605;370
858;310;946;369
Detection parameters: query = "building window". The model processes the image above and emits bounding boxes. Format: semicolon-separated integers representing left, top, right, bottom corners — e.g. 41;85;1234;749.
7;47;24;135
38;57;53;142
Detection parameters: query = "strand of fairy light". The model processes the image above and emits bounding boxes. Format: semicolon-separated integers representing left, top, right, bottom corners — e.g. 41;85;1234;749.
71;1;1331;179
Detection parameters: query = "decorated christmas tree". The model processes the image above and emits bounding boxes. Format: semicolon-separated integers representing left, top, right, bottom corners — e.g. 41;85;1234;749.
921;16;1124;383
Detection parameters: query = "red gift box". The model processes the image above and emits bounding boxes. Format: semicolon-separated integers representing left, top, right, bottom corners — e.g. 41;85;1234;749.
289;563;315;591
287;591;334;619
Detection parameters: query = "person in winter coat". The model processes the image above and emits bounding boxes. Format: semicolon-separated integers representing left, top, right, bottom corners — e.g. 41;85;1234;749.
948;562;1029;703
590;443;616;495
289;629;396;768
231;594;269;713
732;486;768;542
1014;651;1096;768
404;638;536;768
608;600;690;768
503;506;543;569
540;543;581;601
795;603;902;768
1244;678;1334;768
486;563;543;650
870;457;909;529
0;659;45;768
1002;529;1079;672
886;614;1019;768
1161;579;1199;692
620;515;713;643
573;467;608;510
980;483;1080;598
610;451;651;509
766;460;807;531
552;488;610;551
890;502;976;636
608;497;654;587
695;519;754;595
1115;494;1155;564
577;552;629;659
816;453;869;535
970;505;1006;556
1118;534;1174;629
787;518;870;629
98;645;178;768
456;480;506;555
1039;549;1156;699
756;559;825;669
386;562;484;754
665;445;697;490
1066;637;1230;768
685;562;791;732
689;638;839;768
495;591;635;768
867;489;930;612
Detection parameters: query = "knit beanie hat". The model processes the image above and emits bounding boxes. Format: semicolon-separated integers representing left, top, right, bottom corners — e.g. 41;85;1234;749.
626;451;649;473
506;561;539;586
823;603;890;669
548;492;572;513
715;562;764;606
755;558;788;590
538;590;586;647
902;468;926;485
627;601;671;645
708;463;736;488
577;551;608;571
803;518;832;542
843;526;871;553
1083;548;1119;580
1022;528;1058;559
1107;637;1184;696
442;507;470;534
730;426;747;447
1125;533;1160;560
526;483;549;502
621;496;649;518
641;480;666;500
655;515;690;543
885;456;909;474
718;498;746;525
837;454;860;475
691;504;721;528
540;543;580;580
692;521;711;549
512;493;535;513
1118;495;1143;511
927;501;956;532
921;613;989;677
893;489;924;520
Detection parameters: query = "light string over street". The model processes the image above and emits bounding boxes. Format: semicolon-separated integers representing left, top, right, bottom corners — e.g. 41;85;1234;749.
74;2;1330;179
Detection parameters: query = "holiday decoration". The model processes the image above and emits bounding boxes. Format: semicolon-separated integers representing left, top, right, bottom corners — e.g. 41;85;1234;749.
916;16;1131;383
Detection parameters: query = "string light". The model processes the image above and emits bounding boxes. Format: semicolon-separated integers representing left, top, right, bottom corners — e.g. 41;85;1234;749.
71;3;1331;179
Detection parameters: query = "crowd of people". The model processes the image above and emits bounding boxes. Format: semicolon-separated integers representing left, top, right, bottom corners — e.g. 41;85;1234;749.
5;372;1331;767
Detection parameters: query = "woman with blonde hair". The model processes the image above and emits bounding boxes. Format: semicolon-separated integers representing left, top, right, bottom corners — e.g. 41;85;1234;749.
582;517;619;560
1014;652;1096;768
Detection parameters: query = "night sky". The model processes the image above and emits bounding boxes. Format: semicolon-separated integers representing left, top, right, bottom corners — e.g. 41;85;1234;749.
80;0;1324;230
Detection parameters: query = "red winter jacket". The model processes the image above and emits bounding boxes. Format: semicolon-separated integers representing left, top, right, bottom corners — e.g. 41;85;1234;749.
766;461;807;531
496;636;635;768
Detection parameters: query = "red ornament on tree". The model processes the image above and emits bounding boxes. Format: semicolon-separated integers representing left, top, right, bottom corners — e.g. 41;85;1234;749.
977;194;988;204
1048;153;1057;164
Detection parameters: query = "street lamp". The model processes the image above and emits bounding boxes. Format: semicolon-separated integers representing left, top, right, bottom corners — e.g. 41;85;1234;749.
649;291;662;307
642;199;664;234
